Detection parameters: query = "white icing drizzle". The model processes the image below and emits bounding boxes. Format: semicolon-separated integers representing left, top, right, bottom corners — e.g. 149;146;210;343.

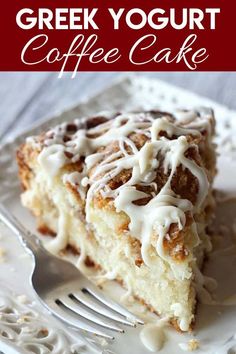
46;212;69;254
38;144;68;177
36;111;212;280
63;171;87;199
171;303;191;331
140;318;168;352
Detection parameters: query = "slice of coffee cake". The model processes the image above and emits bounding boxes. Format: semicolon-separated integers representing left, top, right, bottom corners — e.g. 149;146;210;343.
17;109;216;331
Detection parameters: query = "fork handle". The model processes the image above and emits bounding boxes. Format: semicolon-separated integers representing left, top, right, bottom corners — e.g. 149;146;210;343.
0;203;43;256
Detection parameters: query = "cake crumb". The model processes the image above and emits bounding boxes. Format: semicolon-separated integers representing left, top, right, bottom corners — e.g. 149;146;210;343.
17;315;30;324
179;339;199;351
38;328;49;337
188;339;199;351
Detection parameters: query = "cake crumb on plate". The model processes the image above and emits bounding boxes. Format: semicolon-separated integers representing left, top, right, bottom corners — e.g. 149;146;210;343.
179;339;199;351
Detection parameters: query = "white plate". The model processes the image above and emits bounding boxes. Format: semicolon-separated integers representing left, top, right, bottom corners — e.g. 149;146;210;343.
0;75;236;354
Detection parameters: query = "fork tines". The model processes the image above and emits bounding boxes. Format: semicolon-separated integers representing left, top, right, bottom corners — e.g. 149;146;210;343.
52;285;144;339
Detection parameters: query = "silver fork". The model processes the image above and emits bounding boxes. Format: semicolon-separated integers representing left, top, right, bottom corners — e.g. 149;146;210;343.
0;204;144;348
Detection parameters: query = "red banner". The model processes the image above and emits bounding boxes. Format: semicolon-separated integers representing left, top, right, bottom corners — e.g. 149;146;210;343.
0;0;234;72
